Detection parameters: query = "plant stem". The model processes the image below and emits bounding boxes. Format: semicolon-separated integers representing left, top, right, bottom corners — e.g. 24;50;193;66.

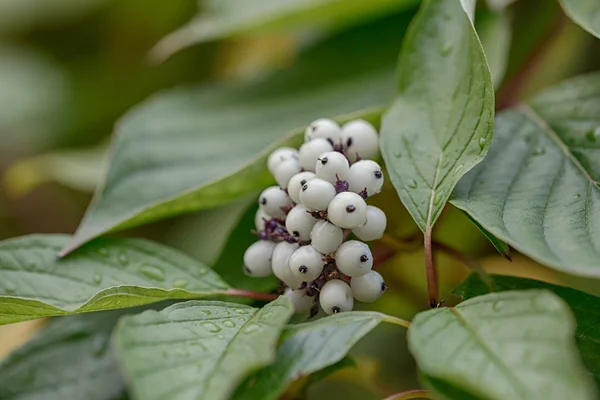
383;389;433;400
225;288;278;301
381;315;411;329
424;228;438;308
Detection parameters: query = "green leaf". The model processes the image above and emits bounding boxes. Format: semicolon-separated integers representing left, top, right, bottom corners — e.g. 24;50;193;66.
380;0;494;233
0;234;229;325
463;212;512;261
477;10;512;88
233;311;402;400
0;310;130;400
408;290;596;400
454;273;600;390
559;0;600;39
151;0;419;61
450;72;600;277
113;297;294;400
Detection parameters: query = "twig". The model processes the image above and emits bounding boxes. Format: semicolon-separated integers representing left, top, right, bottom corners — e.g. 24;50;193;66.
424;229;438;308
383;389;433;400
224;288;278;301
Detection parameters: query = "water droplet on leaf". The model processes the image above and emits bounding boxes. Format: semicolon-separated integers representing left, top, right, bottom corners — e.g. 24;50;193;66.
201;310;212;316
173;279;189;288
433;193;444;206
478;137;487;150
532;147;545;156
97;248;109;257
117;252;129;267
407;179;418;189
575;193;581;199
222;320;236;328
3;280;17;293
492;301;503;311
234;308;249;315
202;322;221;333
244;324;260;334
394;152;402;158
93;274;102;284
92;334;109;357
139;264;165;281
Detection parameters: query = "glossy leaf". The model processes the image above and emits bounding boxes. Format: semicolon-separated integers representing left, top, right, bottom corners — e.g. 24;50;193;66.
455;273;600;389
559;0;600;39
151;0;418;61
451;73;600;277
113;297;293;400
380;0;494;233
0;310;130;400
0;234;229;325
408;290;596;400
233;311;402;400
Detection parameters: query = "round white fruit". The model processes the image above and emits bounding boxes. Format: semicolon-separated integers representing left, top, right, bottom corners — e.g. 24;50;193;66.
254;208;270;231
243;241;276;277
352;206;387;241
341;119;379;163
287;171;316;204
289;245;325;281
319;279;353;315
327;192;367;229
267;147;299;175
298;138;334;172
315;151;350;184
274;159;302;188
285;205;319;241
351;271;386;302
305;118;342;144
271;242;303;289
258;186;293;218
299;178;336;211
335;240;373;277
348;159;384;196
284;288;315;313
310;220;343;255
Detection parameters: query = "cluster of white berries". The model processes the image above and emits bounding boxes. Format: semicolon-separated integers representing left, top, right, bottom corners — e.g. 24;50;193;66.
243;118;387;316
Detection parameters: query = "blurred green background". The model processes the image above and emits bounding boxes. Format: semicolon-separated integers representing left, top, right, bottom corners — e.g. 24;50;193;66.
1;0;600;398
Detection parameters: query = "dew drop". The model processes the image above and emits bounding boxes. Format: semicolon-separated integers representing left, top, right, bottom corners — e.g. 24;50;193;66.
407;179;418;189
139;264;165;282
117;252;129;267
575;193;581;199
478;137;487;150
24;263;36;271
202;322;222;333
433;193;444;206
244;323;260;334
222;320;236;328
531;147;545;156
197;269;208;276
202;310;212;316
453;164;465;176
439;42;453;56
492;301;503;311
223;311;230;316
92;334;109;357
93;274;102;284
217;334;225;340
394;151;402;158
97;248;109;258
234;308;249;315
238;317;246;322
3;280;17;293
173;279;189;288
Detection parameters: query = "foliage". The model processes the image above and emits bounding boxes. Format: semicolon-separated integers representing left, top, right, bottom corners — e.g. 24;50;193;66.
2;0;600;399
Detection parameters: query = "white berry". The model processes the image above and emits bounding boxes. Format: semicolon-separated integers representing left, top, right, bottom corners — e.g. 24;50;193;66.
298;138;334;172
274;159;302;188
285;205;319;241
289;245;325;281
341;119;379;163
352;206;387;241
259;186;293;218
335;240;372;277
327;192;367;229
299;178;336;211
351;271;386;302
243;241;276;277
254;208;270;231
305;118;342;144
287;171;316;204
315;151;350;184
284;288;314;313
319;279;353;315
272;242;303;289
267;147;299;175
348;160;384;196
310;220;343;255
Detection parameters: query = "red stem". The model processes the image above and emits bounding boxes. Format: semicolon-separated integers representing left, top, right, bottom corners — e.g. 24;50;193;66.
383;389;433;400
424;228;438;308
225;288;278;301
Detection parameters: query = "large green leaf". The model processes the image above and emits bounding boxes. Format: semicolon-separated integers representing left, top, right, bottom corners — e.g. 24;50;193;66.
380;0;494;233
559;0;600;39
455;274;600;390
233;311;403;400
451;73;600;277
0;235;229;325
151;0;418;61
113;297;293;400
408;290;596;400
0;310;130;400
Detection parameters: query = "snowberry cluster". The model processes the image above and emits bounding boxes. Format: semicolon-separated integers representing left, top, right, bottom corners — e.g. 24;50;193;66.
243;118;387;316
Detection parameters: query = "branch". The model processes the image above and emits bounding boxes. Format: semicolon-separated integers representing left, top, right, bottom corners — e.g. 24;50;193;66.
383;389;433;400
424;228;438;308
225;288;279;301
